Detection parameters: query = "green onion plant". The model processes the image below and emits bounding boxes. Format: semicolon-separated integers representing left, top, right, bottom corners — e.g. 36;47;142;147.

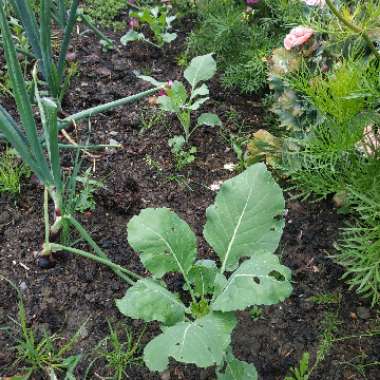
4;0;113;102
0;0;160;274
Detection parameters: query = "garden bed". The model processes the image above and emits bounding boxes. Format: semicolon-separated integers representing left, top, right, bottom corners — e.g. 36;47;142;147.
0;23;379;380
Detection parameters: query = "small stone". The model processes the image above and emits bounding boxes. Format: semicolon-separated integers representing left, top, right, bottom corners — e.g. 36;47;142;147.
19;282;28;292
357;306;371;320
79;325;89;339
37;256;55;269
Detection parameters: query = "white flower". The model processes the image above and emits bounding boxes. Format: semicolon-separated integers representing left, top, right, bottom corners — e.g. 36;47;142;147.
209;180;224;192
223;162;236;171
303;0;325;7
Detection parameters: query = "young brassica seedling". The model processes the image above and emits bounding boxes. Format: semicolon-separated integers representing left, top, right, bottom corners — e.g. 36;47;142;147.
121;5;177;48
140;53;222;144
116;163;292;379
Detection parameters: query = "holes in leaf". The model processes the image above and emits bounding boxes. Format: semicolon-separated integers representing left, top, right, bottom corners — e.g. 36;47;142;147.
269;270;285;281
252;276;260;285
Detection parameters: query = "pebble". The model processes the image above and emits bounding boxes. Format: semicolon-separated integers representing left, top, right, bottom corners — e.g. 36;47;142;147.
79;325;89;339
19;281;28;292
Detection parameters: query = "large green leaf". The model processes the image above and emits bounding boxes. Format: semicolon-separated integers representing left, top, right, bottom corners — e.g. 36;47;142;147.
212;253;292;312
120;30;145;45
127;208;197;278
203;163;285;272
144;312;236;372
162;32;177;43
197;112;222;126
184;53;216;89
217;349;258;380
157;95;178;113
116;279;186;326
158;81;188;113
191;83;209;99
189;97;209;111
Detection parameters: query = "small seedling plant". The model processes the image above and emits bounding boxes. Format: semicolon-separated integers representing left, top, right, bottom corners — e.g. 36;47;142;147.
74;167;104;213
121;4;177;48
141;53;222;144
0;148;30;195
116;163;292;378
168;135;197;170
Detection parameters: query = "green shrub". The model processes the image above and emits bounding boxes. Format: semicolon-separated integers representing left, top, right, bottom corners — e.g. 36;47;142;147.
187;0;304;93
84;0;128;30
279;55;380;305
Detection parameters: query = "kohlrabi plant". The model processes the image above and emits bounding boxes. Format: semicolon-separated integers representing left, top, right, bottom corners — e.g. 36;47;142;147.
116;163;292;378
141;53;222;144
121;4;177;48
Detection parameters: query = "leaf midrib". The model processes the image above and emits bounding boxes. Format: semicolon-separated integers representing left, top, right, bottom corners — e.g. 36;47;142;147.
220;185;254;273
141;222;188;278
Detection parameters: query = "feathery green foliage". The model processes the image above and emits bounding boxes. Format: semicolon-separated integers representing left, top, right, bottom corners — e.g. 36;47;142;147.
188;0;304;93
0;149;30;195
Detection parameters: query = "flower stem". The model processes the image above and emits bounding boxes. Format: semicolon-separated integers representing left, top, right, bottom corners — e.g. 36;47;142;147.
325;0;380;60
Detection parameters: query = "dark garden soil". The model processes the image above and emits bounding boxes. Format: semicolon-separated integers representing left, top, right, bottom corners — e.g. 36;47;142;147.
0;20;379;380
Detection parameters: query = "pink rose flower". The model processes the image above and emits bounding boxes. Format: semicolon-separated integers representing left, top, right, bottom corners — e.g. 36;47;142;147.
284;26;314;50
304;0;325;7
129;18;139;29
